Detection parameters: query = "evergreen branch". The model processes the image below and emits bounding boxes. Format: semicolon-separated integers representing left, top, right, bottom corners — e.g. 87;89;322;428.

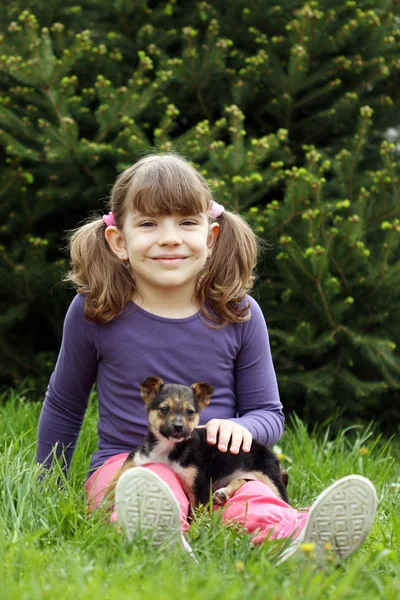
382;151;400;206
328;253;372;321
94;61;155;144
82;165;96;185
284;92;293;132
0;129;41;161
275;261;324;319
269;327;337;351
200;54;223;95
286;246;315;282
25;24;51;87
50;46;82;83
341;326;398;372
0;248;16;269
350;118;367;174
95;83;142;144
233;118;241;212
39;117;73;153
279;364;336;394
186;33;212;122
315;278;337;329
238;185;274;210
292;62;342;95
347;113;369;201
54;30;64;54
307;218;317;278
369;231;395;297
0;105;37;139
266;210;304;237
43;87;63;122
335;247;378;280
0;173;20;203
337;369;389;397
315;187;334;265
199;22;218;81
293;79;340;110
247;1;271;29
0;342;41;372
367;207;400;228
375;357;399;388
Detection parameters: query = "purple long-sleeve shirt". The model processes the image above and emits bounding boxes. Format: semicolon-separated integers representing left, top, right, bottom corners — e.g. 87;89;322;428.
36;293;284;475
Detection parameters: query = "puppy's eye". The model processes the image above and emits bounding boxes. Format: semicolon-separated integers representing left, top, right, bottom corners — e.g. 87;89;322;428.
159;406;170;415
186;409;195;416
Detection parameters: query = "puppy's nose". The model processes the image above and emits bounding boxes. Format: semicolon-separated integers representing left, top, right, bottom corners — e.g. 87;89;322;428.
173;423;184;432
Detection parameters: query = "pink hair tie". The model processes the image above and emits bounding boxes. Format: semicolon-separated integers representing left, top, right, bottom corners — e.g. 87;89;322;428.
210;200;225;220
103;211;115;227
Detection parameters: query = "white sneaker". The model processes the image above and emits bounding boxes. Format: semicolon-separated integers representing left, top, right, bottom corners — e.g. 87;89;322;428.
115;467;197;561
277;475;378;564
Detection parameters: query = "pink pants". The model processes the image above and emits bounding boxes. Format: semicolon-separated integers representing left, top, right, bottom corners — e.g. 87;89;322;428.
85;453;308;544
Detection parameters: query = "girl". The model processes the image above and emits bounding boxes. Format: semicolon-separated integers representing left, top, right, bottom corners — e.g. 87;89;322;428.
36;152;377;562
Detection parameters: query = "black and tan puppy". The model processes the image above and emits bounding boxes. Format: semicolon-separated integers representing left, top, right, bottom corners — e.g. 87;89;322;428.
109;377;289;507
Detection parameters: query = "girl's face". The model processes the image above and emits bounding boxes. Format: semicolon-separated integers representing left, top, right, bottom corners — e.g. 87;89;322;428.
106;211;219;299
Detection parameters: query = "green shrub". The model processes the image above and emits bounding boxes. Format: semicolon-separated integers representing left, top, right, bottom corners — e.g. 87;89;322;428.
1;0;400;426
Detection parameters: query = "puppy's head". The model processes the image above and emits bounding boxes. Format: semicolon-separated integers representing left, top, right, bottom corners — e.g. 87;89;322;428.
140;377;213;442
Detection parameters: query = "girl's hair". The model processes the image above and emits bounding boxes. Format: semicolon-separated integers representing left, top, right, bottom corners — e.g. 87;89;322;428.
65;152;261;325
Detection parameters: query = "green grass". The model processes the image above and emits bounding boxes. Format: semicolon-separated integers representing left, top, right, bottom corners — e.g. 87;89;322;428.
0;389;399;600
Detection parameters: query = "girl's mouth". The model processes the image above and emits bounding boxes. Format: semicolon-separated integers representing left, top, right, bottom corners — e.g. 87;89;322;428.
151;256;188;264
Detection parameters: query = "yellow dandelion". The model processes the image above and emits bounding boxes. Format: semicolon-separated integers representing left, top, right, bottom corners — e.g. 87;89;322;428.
300;542;315;554
324;542;333;551
235;560;244;571
273;445;283;456
359;447;369;456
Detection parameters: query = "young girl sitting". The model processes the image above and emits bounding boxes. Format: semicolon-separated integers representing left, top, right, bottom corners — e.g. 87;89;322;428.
36;152;377;562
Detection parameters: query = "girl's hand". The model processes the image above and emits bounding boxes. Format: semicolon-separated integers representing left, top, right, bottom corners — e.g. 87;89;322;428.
205;419;252;454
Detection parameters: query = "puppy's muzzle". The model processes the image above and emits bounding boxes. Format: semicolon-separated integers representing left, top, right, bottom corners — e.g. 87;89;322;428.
161;421;192;441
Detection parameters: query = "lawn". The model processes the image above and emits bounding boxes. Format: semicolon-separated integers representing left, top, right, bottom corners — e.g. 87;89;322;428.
0;390;399;600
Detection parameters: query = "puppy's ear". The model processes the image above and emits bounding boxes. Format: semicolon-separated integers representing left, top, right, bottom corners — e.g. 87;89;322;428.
191;382;214;411
140;377;164;406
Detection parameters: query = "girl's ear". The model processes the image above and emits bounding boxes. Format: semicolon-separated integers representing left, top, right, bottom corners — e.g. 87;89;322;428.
104;226;128;260
207;222;220;252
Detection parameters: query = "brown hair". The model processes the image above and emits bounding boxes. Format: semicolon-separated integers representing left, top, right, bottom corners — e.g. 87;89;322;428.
65;152;261;325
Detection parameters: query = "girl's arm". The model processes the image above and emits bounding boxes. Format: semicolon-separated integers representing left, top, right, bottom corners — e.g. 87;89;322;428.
36;294;98;472
205;296;284;452
232;296;284;445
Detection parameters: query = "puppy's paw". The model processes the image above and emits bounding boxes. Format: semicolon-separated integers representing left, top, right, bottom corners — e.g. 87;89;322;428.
213;488;229;505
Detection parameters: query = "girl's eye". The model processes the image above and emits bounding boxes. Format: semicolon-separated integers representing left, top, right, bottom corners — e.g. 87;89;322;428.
159;406;170;415
186;409;195;416
139;221;156;228
181;220;198;226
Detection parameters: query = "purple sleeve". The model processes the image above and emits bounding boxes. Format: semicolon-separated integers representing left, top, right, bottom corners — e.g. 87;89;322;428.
36;294;98;471
230;297;284;446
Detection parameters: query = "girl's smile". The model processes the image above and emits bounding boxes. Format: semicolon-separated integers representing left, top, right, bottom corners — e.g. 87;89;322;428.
151;256;188;266
148;253;190;263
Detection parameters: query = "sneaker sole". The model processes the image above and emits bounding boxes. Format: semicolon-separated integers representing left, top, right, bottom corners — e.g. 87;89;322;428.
302;475;378;560
115;467;182;546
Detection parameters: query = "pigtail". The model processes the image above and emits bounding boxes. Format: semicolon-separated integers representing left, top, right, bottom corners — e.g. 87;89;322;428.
198;210;261;326
64;217;134;322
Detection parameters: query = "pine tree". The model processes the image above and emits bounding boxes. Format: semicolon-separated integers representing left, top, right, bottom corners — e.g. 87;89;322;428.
245;116;400;425
1;0;400;426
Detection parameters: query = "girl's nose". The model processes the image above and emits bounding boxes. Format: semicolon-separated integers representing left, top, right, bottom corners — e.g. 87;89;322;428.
157;223;182;245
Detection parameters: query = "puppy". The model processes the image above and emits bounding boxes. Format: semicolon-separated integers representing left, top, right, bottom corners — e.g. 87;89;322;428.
108;377;289;508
